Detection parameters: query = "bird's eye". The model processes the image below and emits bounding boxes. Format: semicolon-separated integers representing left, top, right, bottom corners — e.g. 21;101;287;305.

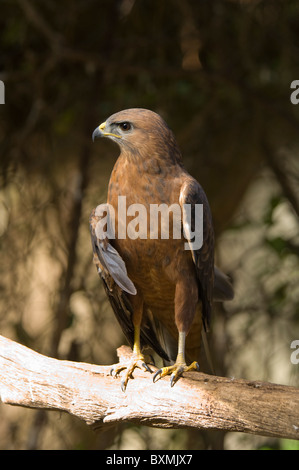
119;122;131;132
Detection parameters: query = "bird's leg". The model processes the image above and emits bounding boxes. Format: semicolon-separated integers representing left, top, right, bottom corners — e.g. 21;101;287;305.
153;332;199;386
110;297;152;391
153;277;199;386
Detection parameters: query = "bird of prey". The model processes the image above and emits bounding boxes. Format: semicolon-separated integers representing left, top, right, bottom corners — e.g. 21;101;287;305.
90;108;233;390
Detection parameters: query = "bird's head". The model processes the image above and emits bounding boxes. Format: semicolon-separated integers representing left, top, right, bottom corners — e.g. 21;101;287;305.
92;108;182;164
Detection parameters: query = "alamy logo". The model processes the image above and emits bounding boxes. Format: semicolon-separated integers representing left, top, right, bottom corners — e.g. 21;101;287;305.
290;340;299;365
290;80;299;105
94;196;203;251
0;80;4;104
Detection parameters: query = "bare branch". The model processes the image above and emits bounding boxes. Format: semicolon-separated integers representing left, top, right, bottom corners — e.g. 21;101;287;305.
0;335;299;439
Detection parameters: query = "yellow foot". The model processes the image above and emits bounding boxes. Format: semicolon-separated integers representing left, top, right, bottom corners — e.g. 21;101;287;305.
153;361;199;387
110;354;152;392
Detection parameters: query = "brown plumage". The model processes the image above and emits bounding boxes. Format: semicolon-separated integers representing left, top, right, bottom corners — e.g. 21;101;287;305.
90;108;233;390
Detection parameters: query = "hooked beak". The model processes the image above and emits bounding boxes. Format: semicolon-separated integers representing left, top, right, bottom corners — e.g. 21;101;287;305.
92;122;106;142
92;121;121;142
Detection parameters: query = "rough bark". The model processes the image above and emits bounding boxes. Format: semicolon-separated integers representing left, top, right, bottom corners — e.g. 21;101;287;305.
0;335;298;440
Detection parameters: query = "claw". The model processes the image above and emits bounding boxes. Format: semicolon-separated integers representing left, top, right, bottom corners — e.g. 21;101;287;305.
109;355;152;391
110;364;125;377
170;374;176;388
121;379;127;393
153;368;162;383
170;365;184;387
153;361;200;386
142;362;153;373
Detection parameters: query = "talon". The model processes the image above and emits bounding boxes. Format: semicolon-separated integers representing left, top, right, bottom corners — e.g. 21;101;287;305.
170;374;176;388
121;379;127;392
108;352;152;390
152;360;200;386
153;368;162;383
142;362;152;373
110;364;125;377
170;366;184;387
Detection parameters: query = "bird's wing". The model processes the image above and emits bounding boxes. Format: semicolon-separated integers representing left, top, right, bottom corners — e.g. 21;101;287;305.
90;204;137;295
89;207;170;361
179;178;215;330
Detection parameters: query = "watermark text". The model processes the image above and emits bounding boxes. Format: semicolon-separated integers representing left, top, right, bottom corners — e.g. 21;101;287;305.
95;196;203;251
290;340;299;365
290;80;299;105
0;80;4;104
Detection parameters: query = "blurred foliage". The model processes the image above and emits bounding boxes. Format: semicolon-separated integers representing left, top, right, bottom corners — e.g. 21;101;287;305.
260;438;299;450
0;0;299;450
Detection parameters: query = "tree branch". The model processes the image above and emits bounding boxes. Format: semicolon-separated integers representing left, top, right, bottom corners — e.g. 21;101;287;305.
0;334;298;439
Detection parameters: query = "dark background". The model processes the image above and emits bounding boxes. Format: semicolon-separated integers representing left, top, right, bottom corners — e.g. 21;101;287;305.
0;0;299;450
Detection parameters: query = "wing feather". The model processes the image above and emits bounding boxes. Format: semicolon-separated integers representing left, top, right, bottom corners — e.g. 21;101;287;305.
179;179;214;330
89;207;170;361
